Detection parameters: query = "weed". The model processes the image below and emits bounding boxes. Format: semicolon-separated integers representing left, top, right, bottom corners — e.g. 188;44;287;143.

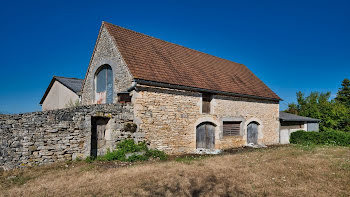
84;139;168;163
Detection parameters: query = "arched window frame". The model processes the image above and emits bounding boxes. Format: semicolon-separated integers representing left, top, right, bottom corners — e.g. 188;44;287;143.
94;64;113;104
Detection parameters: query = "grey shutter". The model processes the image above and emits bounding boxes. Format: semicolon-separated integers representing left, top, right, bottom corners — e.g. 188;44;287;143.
196;122;215;149
106;67;113;103
196;124;206;149
247;122;258;144
207;124;215;149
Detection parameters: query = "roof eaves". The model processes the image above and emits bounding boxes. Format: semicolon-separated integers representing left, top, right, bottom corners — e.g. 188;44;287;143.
135;79;282;101
39;77;57;105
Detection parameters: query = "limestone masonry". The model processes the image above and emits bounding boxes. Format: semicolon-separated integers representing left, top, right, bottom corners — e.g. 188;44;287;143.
1;22;282;169
0;104;135;170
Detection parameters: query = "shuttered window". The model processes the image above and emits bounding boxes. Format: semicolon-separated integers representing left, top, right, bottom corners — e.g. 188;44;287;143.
223;121;241;136
202;93;212;114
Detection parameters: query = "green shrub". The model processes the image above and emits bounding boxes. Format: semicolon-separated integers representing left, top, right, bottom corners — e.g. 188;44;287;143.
85;156;94;163
116;139;148;153
126;154;149;162
146;149;168;160
290;130;350;146
85;139;168;163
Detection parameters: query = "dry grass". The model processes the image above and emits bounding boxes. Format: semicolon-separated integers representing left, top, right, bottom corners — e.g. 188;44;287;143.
1;145;349;197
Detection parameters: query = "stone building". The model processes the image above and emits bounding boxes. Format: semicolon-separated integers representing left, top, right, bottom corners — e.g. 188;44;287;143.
0;22;283;169
40;76;83;111
80;22;281;154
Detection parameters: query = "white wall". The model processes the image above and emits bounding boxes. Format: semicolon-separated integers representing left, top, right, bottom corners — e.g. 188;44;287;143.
279;122;307;144
42;81;79;111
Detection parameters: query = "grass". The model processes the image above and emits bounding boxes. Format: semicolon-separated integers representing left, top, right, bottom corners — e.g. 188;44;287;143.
1;145;349;196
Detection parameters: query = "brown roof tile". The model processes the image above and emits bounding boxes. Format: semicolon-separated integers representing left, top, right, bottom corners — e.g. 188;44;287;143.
104;22;281;100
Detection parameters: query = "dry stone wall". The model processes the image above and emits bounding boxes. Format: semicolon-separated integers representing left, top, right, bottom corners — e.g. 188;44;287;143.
0;104;135;170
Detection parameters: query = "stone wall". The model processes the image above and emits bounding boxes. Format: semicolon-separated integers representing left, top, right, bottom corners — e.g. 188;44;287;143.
133;85;279;154
81;24;133;105
0;104;136;170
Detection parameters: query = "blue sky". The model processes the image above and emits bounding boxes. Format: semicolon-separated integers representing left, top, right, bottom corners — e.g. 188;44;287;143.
0;0;349;113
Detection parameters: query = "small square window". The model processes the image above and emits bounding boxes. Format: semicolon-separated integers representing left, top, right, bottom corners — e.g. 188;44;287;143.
223;121;241;136
118;92;131;103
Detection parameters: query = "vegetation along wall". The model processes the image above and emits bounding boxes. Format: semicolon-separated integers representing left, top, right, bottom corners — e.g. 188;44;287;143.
0;104;136;170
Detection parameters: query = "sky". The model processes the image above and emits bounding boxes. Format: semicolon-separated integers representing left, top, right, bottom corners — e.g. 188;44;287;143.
0;0;349;114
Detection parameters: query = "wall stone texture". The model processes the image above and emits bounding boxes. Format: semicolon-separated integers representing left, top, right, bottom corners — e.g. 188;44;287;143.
0;104;137;170
133;85;280;154
81;25;133;105
1;23;282;169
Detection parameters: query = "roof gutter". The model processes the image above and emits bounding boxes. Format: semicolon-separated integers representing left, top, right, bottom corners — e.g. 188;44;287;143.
134;79;281;102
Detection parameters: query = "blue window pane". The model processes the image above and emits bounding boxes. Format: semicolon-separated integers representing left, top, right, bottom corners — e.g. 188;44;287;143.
96;68;106;93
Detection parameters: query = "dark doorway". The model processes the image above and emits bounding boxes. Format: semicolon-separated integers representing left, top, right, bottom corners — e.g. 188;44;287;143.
247;122;259;144
91;117;110;157
196;122;215;149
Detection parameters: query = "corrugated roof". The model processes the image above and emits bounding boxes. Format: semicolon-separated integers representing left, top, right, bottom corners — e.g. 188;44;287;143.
279;111;321;123
103;22;281;101
39;76;83;104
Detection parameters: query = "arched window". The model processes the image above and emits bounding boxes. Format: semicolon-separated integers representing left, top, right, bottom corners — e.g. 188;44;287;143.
95;65;113;104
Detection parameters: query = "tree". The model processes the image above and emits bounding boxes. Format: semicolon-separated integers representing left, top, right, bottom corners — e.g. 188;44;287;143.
285;91;349;131
284;103;298;114
336;78;350;108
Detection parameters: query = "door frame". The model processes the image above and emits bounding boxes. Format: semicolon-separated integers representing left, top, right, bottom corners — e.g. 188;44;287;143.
244;118;263;145
90;116;110;157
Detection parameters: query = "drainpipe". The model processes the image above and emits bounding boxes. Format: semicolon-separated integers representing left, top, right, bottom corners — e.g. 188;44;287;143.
127;80;137;92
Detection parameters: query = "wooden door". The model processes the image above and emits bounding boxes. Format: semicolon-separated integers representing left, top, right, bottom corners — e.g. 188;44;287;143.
196;122;215;149
91;117;109;157
247;122;258;144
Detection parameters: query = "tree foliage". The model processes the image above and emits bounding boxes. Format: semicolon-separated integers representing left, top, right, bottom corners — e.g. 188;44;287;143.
336;78;350;108
285;79;350;132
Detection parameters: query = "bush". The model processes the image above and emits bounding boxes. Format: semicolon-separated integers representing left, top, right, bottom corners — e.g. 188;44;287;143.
290;130;350;146
146;149;168;161
86;139;168;163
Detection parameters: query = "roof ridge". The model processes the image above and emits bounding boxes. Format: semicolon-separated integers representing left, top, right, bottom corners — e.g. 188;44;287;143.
103;21;245;67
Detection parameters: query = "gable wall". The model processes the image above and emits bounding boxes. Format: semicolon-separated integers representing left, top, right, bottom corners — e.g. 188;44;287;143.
133;85;280;154
42;81;79;110
81;26;133;105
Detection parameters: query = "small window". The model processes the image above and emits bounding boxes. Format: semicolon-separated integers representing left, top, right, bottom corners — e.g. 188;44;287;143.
202;93;212;114
223;121;241;136
118;92;132;103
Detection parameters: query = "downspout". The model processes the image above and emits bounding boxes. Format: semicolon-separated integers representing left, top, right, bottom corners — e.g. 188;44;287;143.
127;80;137;92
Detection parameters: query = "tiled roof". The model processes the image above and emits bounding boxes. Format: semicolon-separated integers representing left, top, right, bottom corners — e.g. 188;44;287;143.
39;76;83;104
104;22;281;100
279;112;321;123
